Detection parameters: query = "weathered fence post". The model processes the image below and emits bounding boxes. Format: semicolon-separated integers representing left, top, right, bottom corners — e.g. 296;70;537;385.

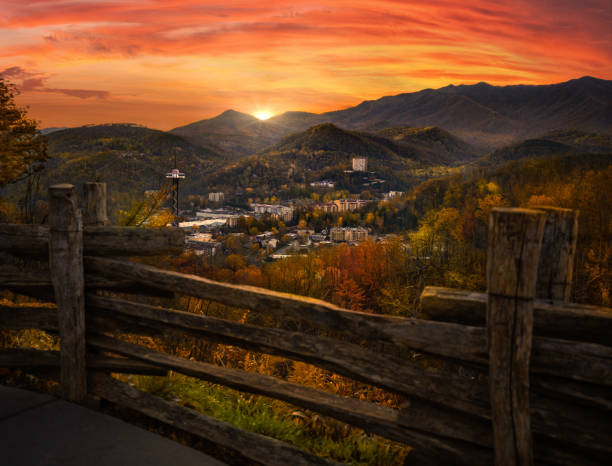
532;206;578;303
487;208;545;466
83;182;108;226
49;184;87;402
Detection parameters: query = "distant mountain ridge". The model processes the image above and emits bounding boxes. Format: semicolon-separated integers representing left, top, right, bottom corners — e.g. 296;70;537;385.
172;76;612;153
38;123;609;203
479;129;612;166
40;127;68;135
324;77;612;147
17;78;611;211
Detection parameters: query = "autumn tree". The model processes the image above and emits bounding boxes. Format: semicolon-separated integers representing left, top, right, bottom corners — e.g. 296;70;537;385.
0;76;47;186
119;188;172;226
0;76;48;222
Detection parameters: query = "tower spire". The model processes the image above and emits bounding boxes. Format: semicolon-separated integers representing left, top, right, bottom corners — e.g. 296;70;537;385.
166;150;185;226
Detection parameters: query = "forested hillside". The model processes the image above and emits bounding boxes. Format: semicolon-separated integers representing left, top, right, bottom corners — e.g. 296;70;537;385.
381;152;611;305
204;123;475;197
2;124;224;216
375;126;479;165
479;130;612;166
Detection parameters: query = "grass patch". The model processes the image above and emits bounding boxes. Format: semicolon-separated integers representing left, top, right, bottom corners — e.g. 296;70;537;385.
126;373;409;465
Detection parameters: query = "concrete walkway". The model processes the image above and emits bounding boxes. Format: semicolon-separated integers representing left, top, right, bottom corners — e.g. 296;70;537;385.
0;385;227;466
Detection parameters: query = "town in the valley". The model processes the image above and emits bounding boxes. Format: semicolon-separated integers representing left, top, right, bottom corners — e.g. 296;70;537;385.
173;156;404;260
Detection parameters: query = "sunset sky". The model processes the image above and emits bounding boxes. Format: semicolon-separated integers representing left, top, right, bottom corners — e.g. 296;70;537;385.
1;0;611;130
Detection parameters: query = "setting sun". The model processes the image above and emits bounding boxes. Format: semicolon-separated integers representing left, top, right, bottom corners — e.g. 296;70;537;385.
253;110;273;120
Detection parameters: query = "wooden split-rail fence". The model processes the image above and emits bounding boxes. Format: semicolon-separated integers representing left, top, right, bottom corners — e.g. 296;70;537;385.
0;182;610;465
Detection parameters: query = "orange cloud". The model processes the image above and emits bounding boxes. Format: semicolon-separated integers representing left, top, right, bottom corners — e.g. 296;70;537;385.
0;0;610;129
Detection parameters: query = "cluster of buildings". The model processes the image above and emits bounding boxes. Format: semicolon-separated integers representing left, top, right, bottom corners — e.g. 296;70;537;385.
178;208;240;230
383;191;404;201
250;203;294;222
183;224;372;261
196;208;243;228
317;198;369;213
329;227;369;242
208;192;225;202
255;231;279;249
185;233;223;257
309;180;335;189
178;203;294;232
292;226;369;243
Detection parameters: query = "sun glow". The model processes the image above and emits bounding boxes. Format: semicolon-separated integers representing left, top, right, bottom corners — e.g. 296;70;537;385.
253;110;273;120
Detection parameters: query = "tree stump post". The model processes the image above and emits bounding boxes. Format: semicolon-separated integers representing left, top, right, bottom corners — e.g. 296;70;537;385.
487;208;545;466
49;184;87;402
83;182;108;226
532;206;579;303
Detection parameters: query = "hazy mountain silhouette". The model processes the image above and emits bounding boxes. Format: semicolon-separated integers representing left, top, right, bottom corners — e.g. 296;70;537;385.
324;76;612;149
170;109;289;158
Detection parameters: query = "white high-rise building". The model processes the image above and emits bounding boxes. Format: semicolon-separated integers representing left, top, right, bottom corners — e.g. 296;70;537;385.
352;157;368;172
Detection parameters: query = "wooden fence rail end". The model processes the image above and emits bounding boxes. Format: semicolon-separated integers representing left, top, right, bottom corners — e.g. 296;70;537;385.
48;183;87;403
487;207;545;466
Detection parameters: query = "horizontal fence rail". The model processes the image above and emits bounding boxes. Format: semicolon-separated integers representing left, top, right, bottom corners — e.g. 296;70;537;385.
0;267;174;301
3;299;610;457
420;286;612;346
1;183;611;466
0;223;185;258
0;348;167;375
83;258;612;387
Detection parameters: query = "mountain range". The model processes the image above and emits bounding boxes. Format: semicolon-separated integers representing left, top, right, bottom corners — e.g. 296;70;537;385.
170;76;612;154
18;76;610;211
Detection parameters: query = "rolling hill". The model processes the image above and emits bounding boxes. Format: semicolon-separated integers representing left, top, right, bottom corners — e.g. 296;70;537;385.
38;124;224;206
6;88;610;217
375;126;479;165
13;120;481;209
479;129;612;166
